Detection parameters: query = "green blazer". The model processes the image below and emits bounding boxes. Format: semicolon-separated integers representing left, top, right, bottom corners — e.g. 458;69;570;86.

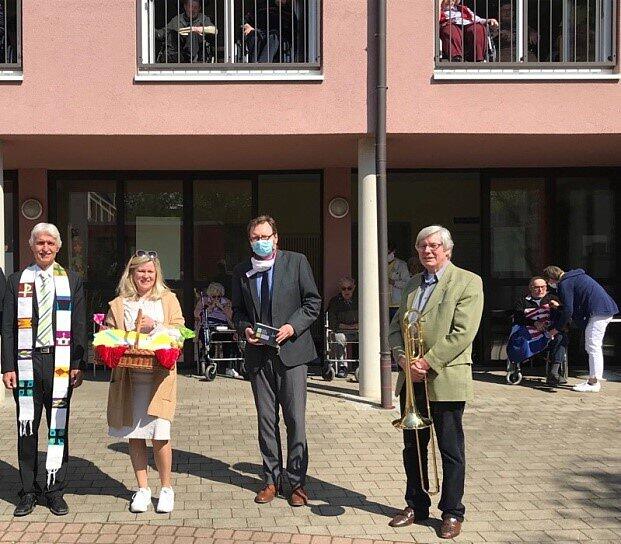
388;262;484;402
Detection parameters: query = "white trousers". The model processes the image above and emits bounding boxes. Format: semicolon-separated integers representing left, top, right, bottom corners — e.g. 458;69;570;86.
584;315;613;380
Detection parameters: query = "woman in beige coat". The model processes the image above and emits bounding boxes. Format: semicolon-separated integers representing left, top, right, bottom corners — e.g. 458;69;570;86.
106;251;184;514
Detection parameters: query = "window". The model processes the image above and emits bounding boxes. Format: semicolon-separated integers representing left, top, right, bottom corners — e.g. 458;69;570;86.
55;180;119;284
435;0;616;77
138;0;321;79
193;178;252;291
490;178;546;278
2;177;17;274
555;176;616;278
125;180;184;281
0;0;21;71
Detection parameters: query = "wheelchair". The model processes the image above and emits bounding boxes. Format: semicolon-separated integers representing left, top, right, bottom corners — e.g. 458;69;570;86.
506;331;569;385
438;22;497;63
196;319;247;381
323;314;359;382
156;31;215;64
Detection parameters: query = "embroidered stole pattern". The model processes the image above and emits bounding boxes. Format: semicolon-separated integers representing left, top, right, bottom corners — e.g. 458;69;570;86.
17;263;72;486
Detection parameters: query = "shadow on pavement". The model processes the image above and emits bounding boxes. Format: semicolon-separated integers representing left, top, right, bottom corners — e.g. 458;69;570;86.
558;468;621;518
472;369;569;394
108;442;404;520
0;455;129;507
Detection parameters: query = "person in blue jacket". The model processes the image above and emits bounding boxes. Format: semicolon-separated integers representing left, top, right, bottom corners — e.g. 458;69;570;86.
544;266;618;393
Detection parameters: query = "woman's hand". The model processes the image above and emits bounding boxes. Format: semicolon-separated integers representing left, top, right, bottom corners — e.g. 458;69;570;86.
139;316;156;333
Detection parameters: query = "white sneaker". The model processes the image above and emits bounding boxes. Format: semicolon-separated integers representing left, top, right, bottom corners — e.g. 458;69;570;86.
130;487;151;513
572;380;601;392
225;368;240;378
157;487;175;513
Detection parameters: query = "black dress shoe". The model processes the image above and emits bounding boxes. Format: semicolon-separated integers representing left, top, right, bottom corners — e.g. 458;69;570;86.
47;494;69;516
388;506;429;527
13;493;38;517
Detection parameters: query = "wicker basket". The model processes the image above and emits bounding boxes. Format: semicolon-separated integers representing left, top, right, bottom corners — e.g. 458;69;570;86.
108;309;158;372
117;348;156;372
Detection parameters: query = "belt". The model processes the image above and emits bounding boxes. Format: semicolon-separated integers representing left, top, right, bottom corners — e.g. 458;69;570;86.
34;346;55;354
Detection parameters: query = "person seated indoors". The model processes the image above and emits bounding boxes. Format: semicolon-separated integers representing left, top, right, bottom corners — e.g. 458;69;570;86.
439;0;498;62
194;283;240;377
156;0;216;63
327;277;359;378
243;0;295;63
512;276;567;386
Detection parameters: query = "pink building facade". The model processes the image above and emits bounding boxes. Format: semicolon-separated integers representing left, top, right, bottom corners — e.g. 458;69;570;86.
1;0;620;375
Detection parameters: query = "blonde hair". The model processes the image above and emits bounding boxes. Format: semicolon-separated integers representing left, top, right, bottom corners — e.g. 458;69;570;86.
543;266;565;282
206;282;225;298
117;254;170;300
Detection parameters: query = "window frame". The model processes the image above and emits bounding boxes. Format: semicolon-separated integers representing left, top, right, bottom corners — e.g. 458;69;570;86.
433;0;619;80
0;0;23;80
136;0;323;81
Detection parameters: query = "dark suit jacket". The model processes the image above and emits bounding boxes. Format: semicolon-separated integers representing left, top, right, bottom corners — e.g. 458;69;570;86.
232;250;321;367
1;265;87;373
0;267;6;324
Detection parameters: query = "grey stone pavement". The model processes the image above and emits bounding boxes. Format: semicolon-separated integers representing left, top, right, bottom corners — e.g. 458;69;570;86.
0;366;620;543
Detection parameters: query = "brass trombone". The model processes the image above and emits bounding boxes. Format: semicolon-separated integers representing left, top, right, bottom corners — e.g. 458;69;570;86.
392;309;440;495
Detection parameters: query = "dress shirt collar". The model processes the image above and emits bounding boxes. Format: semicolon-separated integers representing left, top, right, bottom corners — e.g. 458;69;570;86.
421;261;449;285
34;263;55;279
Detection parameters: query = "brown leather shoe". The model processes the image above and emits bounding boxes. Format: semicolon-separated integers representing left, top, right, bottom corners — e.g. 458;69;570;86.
288;486;308;507
254;484;277;504
440;517;462;539
388;506;429;527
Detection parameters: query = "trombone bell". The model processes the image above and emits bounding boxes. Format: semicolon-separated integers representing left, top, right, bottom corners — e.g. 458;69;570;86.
392;407;432;430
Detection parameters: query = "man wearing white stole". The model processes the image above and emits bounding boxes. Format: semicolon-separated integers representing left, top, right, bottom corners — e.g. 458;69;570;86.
2;223;86;517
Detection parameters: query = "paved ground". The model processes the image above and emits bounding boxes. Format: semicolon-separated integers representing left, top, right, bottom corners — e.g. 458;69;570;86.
0;366;620;543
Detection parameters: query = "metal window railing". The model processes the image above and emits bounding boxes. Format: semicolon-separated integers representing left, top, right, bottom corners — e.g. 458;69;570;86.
0;0;21;69
139;0;321;71
435;0;617;69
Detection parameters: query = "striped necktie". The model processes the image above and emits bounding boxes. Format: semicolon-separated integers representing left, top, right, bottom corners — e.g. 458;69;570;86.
37;272;54;347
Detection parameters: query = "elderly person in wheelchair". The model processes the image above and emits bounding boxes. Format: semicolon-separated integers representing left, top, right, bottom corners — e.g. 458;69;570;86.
507;276;568;386
439;0;499;62
325;276;359;379
155;0;217;63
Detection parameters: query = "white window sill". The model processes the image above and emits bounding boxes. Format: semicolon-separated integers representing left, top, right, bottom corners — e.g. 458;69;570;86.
0;70;23;81
135;68;323;82
434;67;619;81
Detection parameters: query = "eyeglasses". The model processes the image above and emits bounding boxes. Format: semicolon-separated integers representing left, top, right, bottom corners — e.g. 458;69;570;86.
532;285;547;290
135;250;158;260
249;233;274;243
416;242;443;251
341;286;354;292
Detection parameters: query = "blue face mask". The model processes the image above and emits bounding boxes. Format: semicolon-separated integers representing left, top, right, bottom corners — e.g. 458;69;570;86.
251;239;274;257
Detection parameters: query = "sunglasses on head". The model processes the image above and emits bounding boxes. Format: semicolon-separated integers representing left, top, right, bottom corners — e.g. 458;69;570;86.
134;250;158;260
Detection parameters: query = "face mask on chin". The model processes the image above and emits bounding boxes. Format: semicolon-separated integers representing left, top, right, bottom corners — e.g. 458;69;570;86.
548;282;557;290
251;239;274;258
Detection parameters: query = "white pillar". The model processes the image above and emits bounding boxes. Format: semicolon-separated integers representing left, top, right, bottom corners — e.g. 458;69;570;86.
0;142;7;404
357;138;381;400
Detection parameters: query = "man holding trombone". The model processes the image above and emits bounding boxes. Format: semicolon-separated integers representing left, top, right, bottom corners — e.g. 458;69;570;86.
388;226;483;539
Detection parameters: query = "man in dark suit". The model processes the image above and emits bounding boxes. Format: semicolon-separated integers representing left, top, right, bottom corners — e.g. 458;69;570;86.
2;223;86;517
232;215;321;507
